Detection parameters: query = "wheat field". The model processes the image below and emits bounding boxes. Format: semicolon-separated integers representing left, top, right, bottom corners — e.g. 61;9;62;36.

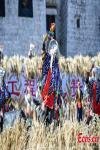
0;118;100;150
0;53;100;150
2;53;100;78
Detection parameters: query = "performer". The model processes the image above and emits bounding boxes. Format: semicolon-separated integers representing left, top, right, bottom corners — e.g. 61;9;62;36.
0;67;11;112
76;81;83;122
42;23;56;53
41;23;61;125
91;67;100;115
85;66;100;116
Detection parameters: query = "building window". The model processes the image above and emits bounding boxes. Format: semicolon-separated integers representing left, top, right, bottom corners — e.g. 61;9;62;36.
0;0;5;17
76;18;80;28
18;0;33;17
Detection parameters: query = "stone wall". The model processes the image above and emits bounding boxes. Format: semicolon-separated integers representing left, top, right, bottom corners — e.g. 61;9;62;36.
66;0;100;56
46;0;57;6
0;0;100;57
0;0;46;56
60;0;67;56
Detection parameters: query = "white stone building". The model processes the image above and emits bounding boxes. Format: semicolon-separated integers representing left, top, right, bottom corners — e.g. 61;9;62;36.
0;0;100;57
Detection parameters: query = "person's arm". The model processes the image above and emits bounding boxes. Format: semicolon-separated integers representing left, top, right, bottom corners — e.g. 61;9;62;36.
81;90;83;100
42;41;46;52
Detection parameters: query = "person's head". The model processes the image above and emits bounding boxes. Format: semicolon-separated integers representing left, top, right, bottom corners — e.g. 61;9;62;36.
50;23;55;31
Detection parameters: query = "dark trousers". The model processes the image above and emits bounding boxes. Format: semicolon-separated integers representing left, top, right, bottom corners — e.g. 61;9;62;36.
0;116;3;133
45;107;54;125
77;107;82;122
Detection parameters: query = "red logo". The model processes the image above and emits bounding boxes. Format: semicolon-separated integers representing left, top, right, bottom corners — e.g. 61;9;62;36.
77;132;99;143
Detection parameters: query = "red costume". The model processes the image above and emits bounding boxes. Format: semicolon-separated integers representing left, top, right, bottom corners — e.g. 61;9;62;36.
92;82;100;115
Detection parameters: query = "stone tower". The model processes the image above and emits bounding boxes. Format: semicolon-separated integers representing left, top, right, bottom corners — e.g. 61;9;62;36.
0;0;46;56
0;0;100;57
60;0;100;56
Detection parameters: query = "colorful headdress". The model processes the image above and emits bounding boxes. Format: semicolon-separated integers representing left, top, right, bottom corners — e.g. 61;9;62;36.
50;23;56;32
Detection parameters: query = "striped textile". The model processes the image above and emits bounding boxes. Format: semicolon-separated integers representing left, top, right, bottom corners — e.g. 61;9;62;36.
42;52;60;94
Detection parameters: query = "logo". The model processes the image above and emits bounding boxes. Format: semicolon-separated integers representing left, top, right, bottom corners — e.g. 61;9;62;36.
77;132;99;143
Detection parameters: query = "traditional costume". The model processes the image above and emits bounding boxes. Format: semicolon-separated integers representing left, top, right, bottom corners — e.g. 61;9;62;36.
41;23;61;124
0;67;11;112
76;81;83;122
91;67;100;115
87;67;100;116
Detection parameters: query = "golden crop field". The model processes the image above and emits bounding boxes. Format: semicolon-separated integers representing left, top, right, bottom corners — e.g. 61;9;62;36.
0;53;100;150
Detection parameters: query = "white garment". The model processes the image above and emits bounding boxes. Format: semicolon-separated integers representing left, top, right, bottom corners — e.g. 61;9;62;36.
25;94;31;107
